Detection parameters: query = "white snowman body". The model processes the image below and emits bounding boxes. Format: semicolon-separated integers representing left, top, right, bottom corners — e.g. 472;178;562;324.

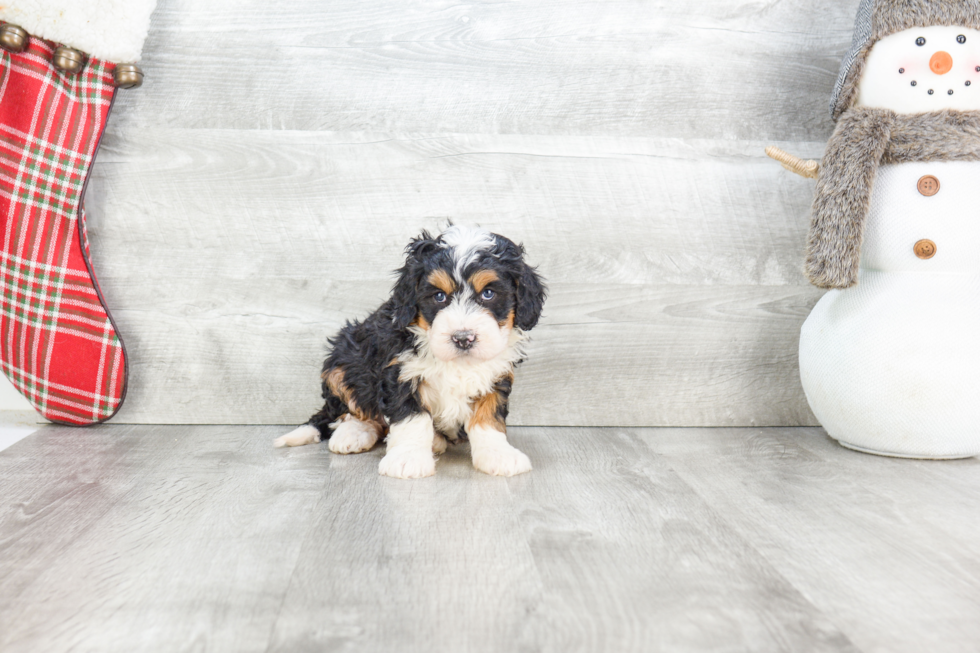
800;26;980;457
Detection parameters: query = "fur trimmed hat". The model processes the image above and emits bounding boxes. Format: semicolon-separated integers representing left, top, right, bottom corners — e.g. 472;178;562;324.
830;0;980;120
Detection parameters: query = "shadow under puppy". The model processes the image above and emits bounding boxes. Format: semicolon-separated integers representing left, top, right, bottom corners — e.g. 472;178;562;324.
275;226;547;480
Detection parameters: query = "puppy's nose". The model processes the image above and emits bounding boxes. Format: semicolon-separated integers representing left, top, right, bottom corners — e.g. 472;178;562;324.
451;330;477;350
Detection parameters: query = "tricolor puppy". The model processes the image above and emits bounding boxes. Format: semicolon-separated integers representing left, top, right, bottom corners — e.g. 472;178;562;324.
274;226;547;479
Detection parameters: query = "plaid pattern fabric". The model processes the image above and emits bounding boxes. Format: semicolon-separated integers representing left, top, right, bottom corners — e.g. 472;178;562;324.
0;35;127;425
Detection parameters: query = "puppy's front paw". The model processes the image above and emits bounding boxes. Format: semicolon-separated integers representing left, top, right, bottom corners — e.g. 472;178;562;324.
379;447;436;479
471;443;532;477
328;419;380;454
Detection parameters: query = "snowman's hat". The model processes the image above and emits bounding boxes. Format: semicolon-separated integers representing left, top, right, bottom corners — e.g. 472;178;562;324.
831;0;980;120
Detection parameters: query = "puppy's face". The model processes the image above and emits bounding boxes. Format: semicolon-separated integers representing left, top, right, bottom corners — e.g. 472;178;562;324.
419;264;515;362
392;227;546;363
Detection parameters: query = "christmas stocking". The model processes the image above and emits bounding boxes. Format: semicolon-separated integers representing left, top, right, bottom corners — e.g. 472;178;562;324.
0;1;155;425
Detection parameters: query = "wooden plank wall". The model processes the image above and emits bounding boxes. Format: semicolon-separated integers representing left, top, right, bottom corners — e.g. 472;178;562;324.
86;0;858;426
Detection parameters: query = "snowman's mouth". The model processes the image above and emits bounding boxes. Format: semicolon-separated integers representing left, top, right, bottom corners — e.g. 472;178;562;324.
908;79;972;95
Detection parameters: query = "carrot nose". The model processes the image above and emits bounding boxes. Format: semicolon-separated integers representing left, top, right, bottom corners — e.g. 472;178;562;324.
930;51;953;75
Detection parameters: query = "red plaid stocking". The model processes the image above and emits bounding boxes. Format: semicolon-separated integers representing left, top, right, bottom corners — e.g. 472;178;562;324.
0;35;127;424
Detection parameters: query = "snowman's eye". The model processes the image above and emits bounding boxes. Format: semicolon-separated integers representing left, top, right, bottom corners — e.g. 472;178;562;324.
899;68;905;73
916;37;926;46
958;35;967;44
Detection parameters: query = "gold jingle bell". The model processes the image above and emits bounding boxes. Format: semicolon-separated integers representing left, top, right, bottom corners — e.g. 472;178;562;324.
113;63;144;89
0;24;29;53
53;45;86;73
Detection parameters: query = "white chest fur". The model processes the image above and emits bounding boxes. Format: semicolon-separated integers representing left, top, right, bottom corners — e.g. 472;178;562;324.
397;329;527;436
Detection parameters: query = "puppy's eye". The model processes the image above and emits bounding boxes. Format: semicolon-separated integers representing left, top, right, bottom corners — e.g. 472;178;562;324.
916;37;926;46
480;289;495;300
434;291;447;303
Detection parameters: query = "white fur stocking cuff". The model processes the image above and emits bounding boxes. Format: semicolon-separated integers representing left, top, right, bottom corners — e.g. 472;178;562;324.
0;0;157;63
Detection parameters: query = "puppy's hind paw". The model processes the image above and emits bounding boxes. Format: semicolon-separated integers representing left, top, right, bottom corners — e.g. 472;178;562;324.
432;432;449;455
328;419;380;454
379;447;436;479
472;443;532;477
274;424;321;448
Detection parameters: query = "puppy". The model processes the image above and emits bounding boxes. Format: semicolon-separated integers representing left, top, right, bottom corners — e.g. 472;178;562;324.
274;226;547;479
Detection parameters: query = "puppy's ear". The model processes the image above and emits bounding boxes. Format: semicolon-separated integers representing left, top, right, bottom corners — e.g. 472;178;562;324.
391;231;441;329
515;259;546;330
494;236;547;331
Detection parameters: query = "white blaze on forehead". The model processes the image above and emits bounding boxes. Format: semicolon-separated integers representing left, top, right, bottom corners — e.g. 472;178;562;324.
856;26;980;113
440;225;496;281
442;287;482;322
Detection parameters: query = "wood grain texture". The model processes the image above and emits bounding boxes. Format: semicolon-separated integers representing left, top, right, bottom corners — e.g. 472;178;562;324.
510;427;856;652
82;0;863;424
0;426;149;617
266;431;541;652
4;425;978;652
111;0;852;141
640;427;980;653
0;426;324;651
88;130;826;425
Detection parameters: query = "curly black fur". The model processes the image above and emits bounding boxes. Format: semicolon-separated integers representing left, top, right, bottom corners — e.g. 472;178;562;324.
305;229;546;441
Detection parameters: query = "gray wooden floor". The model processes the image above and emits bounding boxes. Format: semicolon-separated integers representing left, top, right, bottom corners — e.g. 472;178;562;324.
0;426;977;652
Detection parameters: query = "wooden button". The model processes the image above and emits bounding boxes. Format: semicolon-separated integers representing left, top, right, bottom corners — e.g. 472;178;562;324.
914;239;937;259
917;175;940;196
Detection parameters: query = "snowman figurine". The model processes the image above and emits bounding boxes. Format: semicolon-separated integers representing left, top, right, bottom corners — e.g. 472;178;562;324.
770;0;980;458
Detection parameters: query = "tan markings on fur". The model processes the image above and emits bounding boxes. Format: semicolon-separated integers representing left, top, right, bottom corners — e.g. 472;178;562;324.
399;326;528;435
427;269;456;294
469;269;498;293
414;314;431;331
325;367;350;402
387;357;399;367
324;367;376;424
499;309;515;329
468;378;510;433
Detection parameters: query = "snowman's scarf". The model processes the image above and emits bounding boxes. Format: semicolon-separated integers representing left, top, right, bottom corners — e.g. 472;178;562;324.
805;108;980;289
